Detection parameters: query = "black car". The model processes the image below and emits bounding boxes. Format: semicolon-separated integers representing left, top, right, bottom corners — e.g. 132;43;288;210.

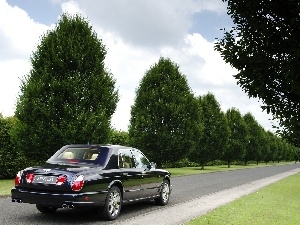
11;144;171;220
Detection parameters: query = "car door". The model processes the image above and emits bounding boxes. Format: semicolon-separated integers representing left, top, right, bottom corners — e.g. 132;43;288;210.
118;149;142;202
131;149;161;199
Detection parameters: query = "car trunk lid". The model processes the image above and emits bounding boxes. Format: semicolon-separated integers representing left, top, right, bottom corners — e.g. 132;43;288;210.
17;163;98;192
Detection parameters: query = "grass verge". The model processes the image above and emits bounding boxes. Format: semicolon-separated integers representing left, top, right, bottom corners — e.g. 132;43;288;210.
0;179;13;196
186;172;300;225
166;162;289;176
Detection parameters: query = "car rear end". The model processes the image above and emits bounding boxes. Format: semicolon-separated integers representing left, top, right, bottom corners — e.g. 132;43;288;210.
11;166;106;209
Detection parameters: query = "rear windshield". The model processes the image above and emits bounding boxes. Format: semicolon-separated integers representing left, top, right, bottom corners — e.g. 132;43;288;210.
47;146;109;166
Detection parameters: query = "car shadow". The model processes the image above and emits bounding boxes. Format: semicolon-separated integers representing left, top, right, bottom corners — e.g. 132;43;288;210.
15;201;160;224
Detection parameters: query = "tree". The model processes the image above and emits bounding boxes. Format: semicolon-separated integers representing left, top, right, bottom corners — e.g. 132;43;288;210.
281;140;293;162
215;0;300;145
189;93;229;169
243;113;264;165
129;57;201;167
292;146;300;163
257;129;272;164
223;108;248;167
0;115;25;178
14;14;119;163
268;132;279;163
261;131;272;164
109;130;129;146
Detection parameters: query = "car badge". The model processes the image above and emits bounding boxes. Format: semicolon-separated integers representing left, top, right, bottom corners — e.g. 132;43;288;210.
43;169;51;172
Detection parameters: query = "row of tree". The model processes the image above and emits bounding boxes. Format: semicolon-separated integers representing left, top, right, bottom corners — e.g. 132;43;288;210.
128;58;299;169
0;13;298;179
1;80;298;179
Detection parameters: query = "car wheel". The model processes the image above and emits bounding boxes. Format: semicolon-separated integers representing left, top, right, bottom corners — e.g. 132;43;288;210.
155;180;170;206
102;186;122;220
36;204;58;214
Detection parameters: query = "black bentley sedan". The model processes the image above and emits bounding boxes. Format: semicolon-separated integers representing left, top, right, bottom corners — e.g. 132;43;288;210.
11;144;171;220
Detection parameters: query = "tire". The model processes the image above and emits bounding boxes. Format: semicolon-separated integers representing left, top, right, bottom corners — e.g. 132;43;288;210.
36;204;58;214
101;186;122;221
155;180;170;206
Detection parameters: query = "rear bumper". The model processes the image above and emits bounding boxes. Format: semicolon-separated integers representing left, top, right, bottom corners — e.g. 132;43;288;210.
11;187;107;208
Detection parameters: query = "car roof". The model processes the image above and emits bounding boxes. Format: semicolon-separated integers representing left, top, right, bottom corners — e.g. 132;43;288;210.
64;144;133;149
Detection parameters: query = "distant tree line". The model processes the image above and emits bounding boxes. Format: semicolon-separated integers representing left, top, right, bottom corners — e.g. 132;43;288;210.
128;58;299;169
0;13;299;179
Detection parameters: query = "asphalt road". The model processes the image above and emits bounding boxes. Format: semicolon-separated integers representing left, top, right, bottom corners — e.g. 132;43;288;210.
1;163;299;225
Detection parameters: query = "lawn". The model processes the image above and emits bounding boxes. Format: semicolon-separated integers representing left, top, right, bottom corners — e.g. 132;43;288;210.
186;172;300;225
0;179;14;196
166;162;286;176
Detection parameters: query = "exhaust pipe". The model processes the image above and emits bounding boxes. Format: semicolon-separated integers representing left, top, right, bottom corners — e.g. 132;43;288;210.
62;204;74;209
12;199;22;203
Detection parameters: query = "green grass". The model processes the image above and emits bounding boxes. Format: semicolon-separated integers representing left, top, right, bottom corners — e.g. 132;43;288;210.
0;179;14;196
166;162;288;176
186;172;300;225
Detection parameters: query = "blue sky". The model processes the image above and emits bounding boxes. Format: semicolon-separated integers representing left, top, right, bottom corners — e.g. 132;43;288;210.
190;11;233;41
7;0;61;25
0;0;277;131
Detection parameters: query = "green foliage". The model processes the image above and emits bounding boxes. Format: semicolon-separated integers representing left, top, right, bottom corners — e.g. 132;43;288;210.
189;93;229;169
243;113;265;164
215;0;300;145
163;158;200;168
129;57;201;167
13;13;118;163
109;130;129;146
261;131;272;164
223;108;248;167
292;146;300;162
0;116;26;179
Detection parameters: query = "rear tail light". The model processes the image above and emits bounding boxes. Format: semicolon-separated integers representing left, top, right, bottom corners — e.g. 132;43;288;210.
71;175;84;191
26;173;35;184
56;175;67;185
15;171;23;186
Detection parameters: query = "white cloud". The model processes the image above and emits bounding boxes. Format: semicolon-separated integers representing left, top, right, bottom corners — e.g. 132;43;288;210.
0;0;50;116
0;1;48;60
66;0;226;48
0;59;28;116
177;33;277;130
61;0;84;16
106;30;277;131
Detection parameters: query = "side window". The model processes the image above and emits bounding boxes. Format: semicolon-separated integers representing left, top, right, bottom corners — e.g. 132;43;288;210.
118;149;134;168
132;149;150;169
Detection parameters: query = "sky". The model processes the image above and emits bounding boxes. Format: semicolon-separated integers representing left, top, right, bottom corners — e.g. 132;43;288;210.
0;0;278;132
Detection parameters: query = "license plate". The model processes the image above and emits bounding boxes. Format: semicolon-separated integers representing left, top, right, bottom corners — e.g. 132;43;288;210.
33;175;57;184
